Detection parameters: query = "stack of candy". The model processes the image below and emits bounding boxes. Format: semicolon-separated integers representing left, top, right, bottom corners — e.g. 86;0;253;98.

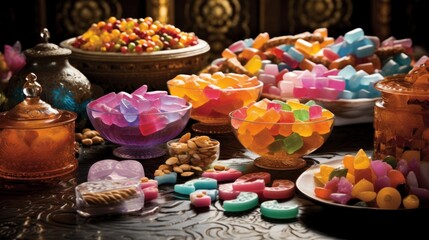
204;27;414;100
86;85;191;145
167;72;263;126
230;98;334;169
313;149;429;209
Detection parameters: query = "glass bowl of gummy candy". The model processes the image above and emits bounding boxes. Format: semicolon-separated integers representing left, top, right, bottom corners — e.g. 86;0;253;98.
167;72;263;134
229;98;335;170
86;85;192;159
60;16;210;93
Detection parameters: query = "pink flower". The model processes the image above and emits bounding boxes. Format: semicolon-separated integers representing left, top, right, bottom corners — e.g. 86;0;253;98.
0;41;26;82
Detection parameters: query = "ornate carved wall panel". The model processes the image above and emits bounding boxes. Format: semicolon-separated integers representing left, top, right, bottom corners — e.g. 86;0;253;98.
0;0;427;60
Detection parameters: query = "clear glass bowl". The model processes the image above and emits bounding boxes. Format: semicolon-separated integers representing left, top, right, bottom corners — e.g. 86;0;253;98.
87;101;192;159
229;109;335;170
167;80;263;134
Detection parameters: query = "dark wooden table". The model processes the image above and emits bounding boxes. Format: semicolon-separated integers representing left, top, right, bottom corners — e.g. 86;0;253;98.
1;122;428;240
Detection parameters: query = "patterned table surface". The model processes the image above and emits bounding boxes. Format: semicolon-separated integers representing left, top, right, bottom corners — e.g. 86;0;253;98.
1;123;427;240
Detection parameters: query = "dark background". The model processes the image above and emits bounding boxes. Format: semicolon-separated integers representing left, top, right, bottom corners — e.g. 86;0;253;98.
1;0;428;60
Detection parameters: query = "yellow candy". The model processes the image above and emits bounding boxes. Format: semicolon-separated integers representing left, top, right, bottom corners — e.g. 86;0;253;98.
244;55;262;75
353;149;371;170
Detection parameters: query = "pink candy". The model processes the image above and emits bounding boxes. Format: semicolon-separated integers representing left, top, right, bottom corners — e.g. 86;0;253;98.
263;179;295;200
190;191;212;207
201;168;242;182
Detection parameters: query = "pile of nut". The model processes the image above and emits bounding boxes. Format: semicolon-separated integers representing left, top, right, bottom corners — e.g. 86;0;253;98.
155;133;220;178
75;128;105;146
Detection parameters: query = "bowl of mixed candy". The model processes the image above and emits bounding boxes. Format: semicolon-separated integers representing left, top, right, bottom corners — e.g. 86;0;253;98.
167;72;263;134
229;98;335;170
60;17;210;93
204;28;414;125
86;85;191;159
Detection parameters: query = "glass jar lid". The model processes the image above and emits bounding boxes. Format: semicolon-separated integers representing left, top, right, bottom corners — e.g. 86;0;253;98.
0;73;76;128
376;59;429;96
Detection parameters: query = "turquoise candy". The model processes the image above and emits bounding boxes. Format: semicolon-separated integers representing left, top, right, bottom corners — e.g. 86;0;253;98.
155;172;177;185
381;59;400;76
194;189;219;202
283;133;303;154
344;28;364;44
174;183;196;195
223;192;259;212
186;177;218;190
260;200;299;219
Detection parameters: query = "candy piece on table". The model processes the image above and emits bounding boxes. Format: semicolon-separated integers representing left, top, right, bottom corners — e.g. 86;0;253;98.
75;179;144;217
222;192;259;212
174;183;196;195
235;172;271;185
140;177;158;189
87;159;145;181
155;172;177;185
190;191;212;208
175;177;218;195
260;200;299;219
219;183;241;200
263;179;296;200
233;180;266;195
186;177;218;190
142;186;159;201
193;189;218;202
201;167;243;182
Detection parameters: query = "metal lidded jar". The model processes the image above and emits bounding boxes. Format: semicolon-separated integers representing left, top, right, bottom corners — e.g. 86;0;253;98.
373;64;429;162
0;73;77;180
5;28;92;130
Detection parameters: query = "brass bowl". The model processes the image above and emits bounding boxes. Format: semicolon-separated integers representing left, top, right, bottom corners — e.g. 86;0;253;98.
60;38;210;92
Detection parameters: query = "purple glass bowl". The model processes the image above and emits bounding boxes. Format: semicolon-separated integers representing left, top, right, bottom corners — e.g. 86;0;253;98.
87;101;192;159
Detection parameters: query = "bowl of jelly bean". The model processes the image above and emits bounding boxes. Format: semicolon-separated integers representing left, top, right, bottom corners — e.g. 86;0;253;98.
60;16;210;93
86;85;191;159
167;72;263;134
229;98;335;170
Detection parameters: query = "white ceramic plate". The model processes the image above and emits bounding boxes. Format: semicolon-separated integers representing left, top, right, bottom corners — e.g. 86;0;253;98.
296;158;402;210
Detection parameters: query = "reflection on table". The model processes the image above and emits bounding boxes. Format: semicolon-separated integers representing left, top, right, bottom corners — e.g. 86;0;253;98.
1;122;427;239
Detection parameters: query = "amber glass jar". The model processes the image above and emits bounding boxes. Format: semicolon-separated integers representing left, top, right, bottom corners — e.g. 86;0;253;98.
0;73;77;180
373;74;429;161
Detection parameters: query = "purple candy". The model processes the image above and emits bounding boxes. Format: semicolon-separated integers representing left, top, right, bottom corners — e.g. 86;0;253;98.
120;98;139;123
132;85;148;96
88;159;145;181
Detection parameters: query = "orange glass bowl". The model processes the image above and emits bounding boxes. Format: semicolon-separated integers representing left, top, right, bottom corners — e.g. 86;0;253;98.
229;100;335;170
167;74;263;134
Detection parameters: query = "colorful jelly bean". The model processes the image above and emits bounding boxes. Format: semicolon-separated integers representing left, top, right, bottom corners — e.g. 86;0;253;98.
72;17;199;53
